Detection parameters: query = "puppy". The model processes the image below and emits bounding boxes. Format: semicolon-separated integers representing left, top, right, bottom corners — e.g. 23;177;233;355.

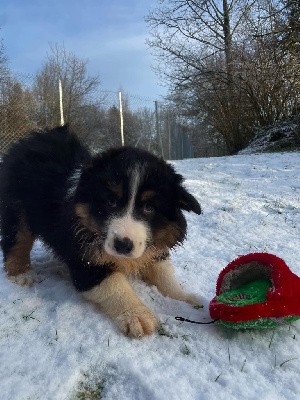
0;125;201;337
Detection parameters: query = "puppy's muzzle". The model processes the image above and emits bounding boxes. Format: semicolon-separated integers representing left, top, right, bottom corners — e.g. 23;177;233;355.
113;236;134;255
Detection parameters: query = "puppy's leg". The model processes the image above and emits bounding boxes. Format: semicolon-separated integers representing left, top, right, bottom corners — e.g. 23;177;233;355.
1;212;36;287
142;258;202;306
82;272;158;338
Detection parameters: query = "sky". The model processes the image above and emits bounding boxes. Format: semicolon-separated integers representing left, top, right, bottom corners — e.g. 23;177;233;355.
0;0;167;100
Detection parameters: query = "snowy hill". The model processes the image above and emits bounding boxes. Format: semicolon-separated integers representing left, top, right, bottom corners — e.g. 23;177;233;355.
240;121;299;154
1;151;300;400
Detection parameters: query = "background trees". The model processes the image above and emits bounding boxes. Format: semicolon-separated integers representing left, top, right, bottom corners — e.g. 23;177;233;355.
146;0;300;154
0;41;34;152
0;41;177;156
146;0;256;153
33;44;100;129
1;2;299;158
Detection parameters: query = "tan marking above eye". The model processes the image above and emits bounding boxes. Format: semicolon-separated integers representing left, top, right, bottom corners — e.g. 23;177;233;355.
108;182;123;198
141;190;156;202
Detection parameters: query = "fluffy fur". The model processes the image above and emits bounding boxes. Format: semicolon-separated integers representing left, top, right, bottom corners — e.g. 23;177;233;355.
0;125;201;337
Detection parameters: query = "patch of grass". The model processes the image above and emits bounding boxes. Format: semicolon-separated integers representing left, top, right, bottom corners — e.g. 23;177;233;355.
74;372;106;400
193;304;204;310
12;298;23;304
158;323;193;356
275;356;298;368
22;310;40;322
180;343;191;356
268;330;275;349
240;359;247;372
227;347;231;365
232;182;241;188
264;201;284;214
75;381;105;400
71;364;111;400
157;323;176;338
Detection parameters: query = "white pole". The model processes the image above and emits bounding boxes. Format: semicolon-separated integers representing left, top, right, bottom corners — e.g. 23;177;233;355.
119;91;125;146
155;100;164;159
59;79;65;126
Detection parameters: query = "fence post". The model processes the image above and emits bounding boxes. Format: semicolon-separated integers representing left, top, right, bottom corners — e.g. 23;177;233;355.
167;110;171;160
155;100;164;159
59;79;65;126
119;91;125;146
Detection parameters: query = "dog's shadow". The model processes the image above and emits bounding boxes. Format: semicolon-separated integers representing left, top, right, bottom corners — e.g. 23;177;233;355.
19;243;79;307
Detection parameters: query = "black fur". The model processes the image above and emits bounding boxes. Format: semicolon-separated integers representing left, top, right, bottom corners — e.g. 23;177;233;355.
0;126;201;292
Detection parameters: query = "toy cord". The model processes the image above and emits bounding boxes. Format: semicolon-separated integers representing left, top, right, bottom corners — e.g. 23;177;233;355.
175;316;219;325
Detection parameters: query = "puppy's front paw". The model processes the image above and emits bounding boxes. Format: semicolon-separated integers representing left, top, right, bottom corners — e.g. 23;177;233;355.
184;293;203;308
116;306;158;338
8;271;39;287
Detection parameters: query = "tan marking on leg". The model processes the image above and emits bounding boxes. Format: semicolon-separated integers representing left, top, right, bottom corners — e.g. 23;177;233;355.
5;220;35;283
142;258;202;306
82;272;158;337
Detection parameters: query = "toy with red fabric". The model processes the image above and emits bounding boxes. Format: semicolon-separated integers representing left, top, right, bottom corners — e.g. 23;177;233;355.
209;253;300;329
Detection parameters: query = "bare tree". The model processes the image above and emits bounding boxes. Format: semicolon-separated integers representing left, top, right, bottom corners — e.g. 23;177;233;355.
134;107;159;153
146;0;300;154
146;0;257;153
33;44;100;129
146;1;243;78
0;37;9;80
240;0;300;119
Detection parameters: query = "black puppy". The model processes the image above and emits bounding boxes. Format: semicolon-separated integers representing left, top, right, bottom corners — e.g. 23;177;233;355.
0;126;201;337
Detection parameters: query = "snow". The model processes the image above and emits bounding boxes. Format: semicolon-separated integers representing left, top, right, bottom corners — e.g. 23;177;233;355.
239;121;298;155
1;151;300;400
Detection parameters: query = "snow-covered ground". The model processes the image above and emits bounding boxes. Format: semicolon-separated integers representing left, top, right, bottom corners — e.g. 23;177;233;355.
239;121;298;155
1;151;300;400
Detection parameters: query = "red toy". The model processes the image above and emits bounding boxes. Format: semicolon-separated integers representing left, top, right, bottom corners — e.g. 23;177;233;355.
209;253;300;329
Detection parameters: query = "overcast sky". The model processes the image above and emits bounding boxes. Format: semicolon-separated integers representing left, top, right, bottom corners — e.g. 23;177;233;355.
0;0;166;100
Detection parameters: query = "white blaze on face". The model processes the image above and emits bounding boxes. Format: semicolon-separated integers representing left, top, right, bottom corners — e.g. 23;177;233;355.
104;167;150;258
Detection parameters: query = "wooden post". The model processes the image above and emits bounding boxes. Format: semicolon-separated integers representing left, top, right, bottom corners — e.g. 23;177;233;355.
155;100;164;158
59;79;65;126
119;91;125;146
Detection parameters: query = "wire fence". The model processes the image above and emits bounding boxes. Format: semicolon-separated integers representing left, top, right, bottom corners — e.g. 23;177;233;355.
0;73;194;159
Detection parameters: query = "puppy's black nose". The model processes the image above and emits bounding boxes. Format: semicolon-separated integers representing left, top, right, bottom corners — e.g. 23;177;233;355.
114;237;134;255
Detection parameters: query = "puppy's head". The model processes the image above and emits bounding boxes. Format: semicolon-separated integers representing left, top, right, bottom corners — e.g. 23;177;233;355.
73;147;201;262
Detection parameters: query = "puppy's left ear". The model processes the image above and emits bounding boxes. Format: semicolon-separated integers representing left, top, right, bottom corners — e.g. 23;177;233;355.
178;186;202;214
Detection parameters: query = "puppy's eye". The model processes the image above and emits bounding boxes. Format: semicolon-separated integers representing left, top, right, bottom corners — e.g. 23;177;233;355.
108;198;117;208
142;203;155;215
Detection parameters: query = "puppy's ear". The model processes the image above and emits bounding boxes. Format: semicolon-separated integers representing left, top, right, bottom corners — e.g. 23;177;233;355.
178;186;202;214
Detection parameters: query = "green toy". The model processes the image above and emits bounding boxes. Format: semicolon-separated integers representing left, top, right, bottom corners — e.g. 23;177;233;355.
214;279;299;329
